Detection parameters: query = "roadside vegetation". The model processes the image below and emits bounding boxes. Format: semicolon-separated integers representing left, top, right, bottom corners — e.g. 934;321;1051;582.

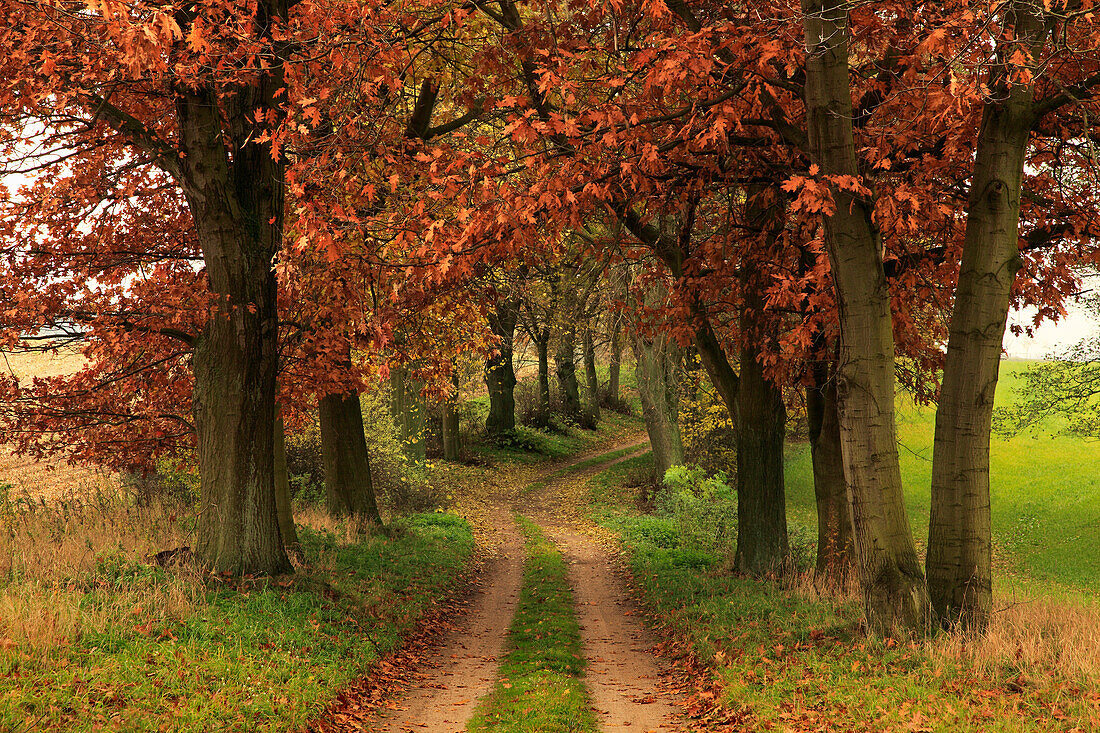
0;503;472;733
590;361;1100;731
467;517;597;733
0;347;642;732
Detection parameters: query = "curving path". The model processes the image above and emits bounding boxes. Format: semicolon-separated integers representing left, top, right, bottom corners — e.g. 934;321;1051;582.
368;439;683;732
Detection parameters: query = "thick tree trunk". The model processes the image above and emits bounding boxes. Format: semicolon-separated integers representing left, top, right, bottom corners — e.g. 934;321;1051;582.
608;317;622;403
320;391;382;523
555;327;582;420
735;346;788;575
632;335;683;478
929;10;1044;631
807;362;853;587
485;300;518;434
802;0;929;635
181;74;290;575
273;407;301;561
536;330;551;416
583;324;601;422
390;365;426;460
734;185;788;577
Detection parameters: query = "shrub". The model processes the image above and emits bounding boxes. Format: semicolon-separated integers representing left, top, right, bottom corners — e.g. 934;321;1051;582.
678;383;737;475
121;457;199;506
658;465;738;555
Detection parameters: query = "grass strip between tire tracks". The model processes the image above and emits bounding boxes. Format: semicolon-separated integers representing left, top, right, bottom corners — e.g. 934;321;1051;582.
466;516;598;733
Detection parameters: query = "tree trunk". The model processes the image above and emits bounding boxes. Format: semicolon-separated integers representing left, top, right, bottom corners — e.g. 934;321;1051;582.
273;407;301;561
735;346;788;576
802;0;929;635
442;373;462;461
583;323;601;422
390;365;426;460
182;75;290;575
555;327;582;420
807;362;853;587
929;6;1045;631
608;317;622;404
734;185;788;577
536;329;551;416
320;391;382;523
632;330;683;479
485;299;518;434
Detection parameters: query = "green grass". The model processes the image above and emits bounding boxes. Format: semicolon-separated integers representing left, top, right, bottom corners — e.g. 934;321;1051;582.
521;442;648;496
593;455;1100;732
786;360;1100;595
0;513;474;733
471;410;644;465
467;517;598;733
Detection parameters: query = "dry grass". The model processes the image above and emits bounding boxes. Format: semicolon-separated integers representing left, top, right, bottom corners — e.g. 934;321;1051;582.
783;568;1100;682
0;492;198;652
932;593;1100;682
0;348;120;501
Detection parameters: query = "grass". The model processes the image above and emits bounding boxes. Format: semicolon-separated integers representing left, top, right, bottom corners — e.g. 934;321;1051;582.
471;409;644;464
786;360;1100;595
520;442;649;496
593;453;1100;732
467;517;598;733
0;498;474;733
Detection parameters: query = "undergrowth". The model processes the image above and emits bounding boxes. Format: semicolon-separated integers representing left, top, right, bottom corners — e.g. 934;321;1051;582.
0;504;473;733
593;454;1100;731
467;517;598;733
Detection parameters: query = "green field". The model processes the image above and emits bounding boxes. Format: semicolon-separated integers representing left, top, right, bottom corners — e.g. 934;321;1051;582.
786;360;1100;595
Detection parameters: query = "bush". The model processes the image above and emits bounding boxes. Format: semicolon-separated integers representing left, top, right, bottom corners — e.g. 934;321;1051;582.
122;457;199;506
285;421;325;505
658;465;738;555
678;380;737;475
359;385;442;513
515;378;553;429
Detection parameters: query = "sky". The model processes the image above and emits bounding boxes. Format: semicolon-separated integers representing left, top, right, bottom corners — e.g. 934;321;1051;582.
1004;280;1099;360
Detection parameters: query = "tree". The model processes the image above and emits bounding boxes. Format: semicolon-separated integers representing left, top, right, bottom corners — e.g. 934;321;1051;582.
485;294;519;434
926;0;1100;632
800;0;930;633
0;0;309;574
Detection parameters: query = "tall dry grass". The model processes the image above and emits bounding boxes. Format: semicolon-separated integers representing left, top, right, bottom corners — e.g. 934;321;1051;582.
932;594;1100;682
0;491;200;652
784;568;1100;682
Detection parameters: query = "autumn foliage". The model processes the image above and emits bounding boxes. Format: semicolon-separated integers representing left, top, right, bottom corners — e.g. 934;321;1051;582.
2;0;1100;636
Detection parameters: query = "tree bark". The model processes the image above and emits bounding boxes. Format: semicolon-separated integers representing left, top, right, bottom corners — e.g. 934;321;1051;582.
535;328;552;416
182;53;290;575
320;391;382;523
583;322;601;422
555;326;582;420
608;316;622;404
632;331;683;478
735;344;788;575
928;3;1046;632
802;0;929;635
734;185;789;577
807;361;853;587
485;299;518;434
273;406;301;561
390;365;426;460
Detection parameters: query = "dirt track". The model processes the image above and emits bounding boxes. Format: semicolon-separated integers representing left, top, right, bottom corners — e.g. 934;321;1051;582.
370;439;684;732
372;513;523;733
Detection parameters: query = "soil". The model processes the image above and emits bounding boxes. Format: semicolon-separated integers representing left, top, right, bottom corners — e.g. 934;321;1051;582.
372;510;523;733
369;439;684;732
